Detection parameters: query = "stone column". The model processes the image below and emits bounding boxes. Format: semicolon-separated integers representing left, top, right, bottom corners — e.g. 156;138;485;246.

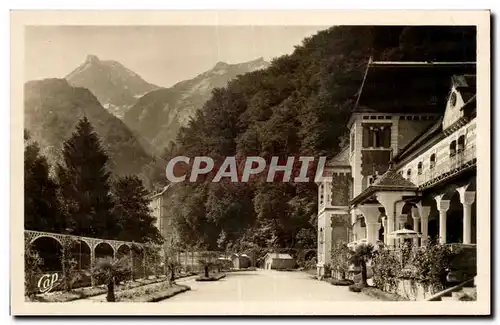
357;205;381;245
411;207;420;246
377;193;399;247
366;222;381;245
416;204;431;245
435;195;450;244
90;248;95;287
381;216;387;245
458;190;476;244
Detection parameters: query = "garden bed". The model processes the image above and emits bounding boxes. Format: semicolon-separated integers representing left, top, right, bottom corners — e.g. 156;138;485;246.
118;283;191;302
27;277;166;302
196;273;226;281
26;272;197;303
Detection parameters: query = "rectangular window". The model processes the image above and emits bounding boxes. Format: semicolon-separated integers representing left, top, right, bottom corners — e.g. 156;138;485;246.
363;125;391;148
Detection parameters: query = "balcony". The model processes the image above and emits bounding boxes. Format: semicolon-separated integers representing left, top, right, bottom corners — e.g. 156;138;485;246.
415;144;476;187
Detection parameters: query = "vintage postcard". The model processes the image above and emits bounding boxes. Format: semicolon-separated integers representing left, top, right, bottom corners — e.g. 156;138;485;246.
11;10;490;315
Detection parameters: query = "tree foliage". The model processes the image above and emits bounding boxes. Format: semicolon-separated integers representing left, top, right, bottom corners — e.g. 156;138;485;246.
56;117;115;239
111;175;162;243
24;132;62;232
25;118;163;247
160;26;475;251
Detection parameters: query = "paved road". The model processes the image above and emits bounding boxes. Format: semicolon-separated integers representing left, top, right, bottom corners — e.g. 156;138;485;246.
163;269;377;303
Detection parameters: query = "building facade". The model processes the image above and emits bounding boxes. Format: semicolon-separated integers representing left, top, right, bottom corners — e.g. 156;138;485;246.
317;60;477;277
148;184;177;248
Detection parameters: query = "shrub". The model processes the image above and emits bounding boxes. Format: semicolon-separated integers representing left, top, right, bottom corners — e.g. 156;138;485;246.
60;238;82;291
349;243;374;287
371;241;461;294
330;241;350;280
371;247;400;291
24;242;43;297
90;256;132;302
409;241;459;292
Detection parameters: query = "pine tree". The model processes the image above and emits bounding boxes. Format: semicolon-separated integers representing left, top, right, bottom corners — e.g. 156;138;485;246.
112;175;162;243
24;130;61;232
56;117;115;238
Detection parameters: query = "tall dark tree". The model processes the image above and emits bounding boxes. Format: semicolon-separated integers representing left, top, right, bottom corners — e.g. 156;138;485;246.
111;175;162;243
56;117;115;238
24;130;61;232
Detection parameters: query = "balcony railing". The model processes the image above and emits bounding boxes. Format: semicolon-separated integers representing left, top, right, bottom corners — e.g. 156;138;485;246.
415;144;476;187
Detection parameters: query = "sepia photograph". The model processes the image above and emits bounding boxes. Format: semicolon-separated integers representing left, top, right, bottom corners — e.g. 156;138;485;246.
10;10;490;315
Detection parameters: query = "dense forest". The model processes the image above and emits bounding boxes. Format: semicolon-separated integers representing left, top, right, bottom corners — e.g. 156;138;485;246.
157;26;476;251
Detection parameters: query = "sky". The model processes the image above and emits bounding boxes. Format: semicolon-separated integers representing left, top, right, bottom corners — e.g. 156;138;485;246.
25;26;329;87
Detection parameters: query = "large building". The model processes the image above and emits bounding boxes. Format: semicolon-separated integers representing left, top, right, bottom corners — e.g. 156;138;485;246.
148;184;177;247
317;60;477;277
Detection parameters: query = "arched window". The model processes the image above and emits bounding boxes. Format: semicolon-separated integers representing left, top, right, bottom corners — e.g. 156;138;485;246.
406;169;412;180
430;154;436;169
458;135;465;153
450;140;457;157
417;162;423;175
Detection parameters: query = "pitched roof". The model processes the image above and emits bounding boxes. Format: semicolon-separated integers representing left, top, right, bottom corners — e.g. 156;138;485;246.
392;117;444;163
327;146;350;166
371;168;417;189
354;61;476;114
265;253;294;260
350;166;417;205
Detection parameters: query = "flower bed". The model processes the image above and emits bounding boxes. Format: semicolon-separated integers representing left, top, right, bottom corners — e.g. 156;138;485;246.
196;273;226;281
27;272;197;302
27;277;167;302
118;282;191;302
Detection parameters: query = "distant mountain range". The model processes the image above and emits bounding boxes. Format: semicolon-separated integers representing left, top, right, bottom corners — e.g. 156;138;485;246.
66;54;159;119
24;78;154;177
123;57;270;149
24;56;270;183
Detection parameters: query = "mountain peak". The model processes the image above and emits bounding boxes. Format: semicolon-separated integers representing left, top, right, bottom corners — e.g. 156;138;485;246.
85;54;100;64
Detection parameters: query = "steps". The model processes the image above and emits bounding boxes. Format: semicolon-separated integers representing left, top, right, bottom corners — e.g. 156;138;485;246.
425;277;476;301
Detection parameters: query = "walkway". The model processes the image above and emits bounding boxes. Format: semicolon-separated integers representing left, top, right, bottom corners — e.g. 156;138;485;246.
167;269;377;303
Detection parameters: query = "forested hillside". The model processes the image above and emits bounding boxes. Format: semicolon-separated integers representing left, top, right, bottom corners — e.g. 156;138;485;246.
158;26;476;251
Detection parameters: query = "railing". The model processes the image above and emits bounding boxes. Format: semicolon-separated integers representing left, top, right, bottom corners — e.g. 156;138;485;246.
415;144;476;186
